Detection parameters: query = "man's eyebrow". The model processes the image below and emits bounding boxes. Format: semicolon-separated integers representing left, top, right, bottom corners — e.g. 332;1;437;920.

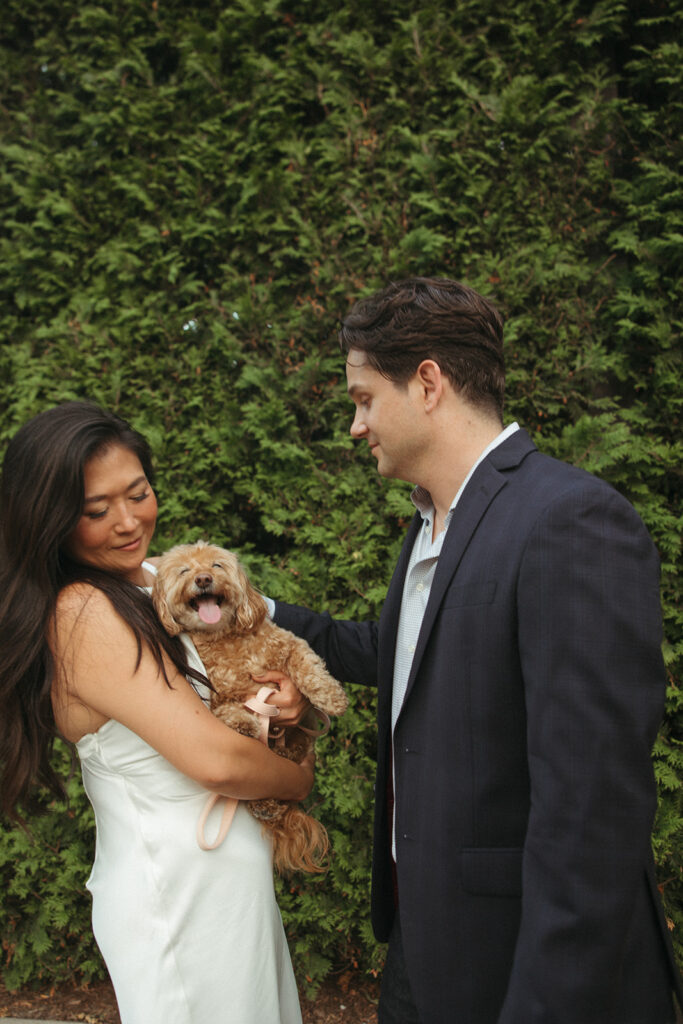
347;383;366;397
83;475;147;504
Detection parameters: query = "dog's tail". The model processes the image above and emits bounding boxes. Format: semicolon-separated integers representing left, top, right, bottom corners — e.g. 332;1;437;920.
267;807;330;876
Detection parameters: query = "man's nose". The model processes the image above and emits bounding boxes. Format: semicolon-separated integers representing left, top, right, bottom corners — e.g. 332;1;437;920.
349;410;367;437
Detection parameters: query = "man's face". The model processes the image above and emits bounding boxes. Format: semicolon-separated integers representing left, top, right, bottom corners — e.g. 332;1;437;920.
346;349;428;482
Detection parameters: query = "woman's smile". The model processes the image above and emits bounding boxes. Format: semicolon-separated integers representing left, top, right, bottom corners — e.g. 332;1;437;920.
65;444;158;584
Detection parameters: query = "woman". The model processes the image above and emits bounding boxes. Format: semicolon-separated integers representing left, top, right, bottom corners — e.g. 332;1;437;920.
0;401;311;1024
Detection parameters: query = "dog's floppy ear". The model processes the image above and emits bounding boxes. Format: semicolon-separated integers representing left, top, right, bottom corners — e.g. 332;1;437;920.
234;563;267;634
152;570;183;637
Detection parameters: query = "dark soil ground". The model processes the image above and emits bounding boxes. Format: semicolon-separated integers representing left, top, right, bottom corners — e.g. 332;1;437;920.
0;974;380;1023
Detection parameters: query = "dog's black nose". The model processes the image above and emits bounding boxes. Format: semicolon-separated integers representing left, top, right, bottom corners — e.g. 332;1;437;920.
195;573;213;589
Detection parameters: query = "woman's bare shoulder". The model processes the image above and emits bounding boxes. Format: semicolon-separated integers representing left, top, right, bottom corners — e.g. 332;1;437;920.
56;581;107;613
54;583;120;636
52;583;140;684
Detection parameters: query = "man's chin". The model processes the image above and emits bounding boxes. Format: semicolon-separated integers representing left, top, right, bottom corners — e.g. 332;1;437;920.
376;457;395;479
376;457;414;485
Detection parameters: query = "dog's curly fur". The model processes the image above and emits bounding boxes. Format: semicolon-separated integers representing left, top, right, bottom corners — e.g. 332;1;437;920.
152;541;348;874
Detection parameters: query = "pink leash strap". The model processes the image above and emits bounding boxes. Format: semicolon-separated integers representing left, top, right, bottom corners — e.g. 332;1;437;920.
196;688;330;850
196;686;278;851
196;792;239;851
246;692;332;746
244;686;281;744
296;707;331;738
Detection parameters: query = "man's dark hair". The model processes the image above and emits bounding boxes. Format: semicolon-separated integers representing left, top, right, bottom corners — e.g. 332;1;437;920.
339;277;506;420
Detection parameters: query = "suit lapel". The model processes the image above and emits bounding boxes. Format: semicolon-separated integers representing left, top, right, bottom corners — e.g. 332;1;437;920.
398;429;536;713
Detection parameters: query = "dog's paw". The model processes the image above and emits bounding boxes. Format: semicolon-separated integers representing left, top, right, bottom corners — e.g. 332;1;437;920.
213;703;262;741
269;736;310;763
308;682;348;717
248;797;287;822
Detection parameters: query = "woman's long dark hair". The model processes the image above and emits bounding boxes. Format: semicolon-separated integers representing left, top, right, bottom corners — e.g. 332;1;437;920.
0;401;206;820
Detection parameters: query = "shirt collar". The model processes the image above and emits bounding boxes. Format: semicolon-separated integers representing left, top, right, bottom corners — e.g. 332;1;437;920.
411;422;520;524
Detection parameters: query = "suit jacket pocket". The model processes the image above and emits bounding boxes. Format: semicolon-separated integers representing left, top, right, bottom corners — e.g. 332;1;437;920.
442;581;497;608
460;847;522;897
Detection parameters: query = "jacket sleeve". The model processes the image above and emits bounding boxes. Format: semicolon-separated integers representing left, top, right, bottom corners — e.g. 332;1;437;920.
274;601;379;688
498;481;668;1023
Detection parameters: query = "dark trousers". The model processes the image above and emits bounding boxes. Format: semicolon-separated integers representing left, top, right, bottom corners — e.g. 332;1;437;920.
378;915;423;1024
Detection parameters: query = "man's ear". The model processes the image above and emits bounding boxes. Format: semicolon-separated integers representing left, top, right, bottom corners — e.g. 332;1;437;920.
415;359;443;411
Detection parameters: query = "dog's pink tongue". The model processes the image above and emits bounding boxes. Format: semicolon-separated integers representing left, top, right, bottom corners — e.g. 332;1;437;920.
197;598;221;625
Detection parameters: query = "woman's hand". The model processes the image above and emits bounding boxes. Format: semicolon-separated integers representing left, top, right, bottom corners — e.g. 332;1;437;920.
251;671;311;726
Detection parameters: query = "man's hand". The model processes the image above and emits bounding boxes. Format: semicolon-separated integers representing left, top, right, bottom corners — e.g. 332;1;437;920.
251;671;311;726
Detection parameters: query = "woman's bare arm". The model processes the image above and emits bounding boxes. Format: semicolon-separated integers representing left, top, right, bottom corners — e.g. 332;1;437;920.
51;585;313;802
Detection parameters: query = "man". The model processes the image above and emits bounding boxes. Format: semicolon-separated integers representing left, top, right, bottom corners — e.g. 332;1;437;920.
274;278;682;1023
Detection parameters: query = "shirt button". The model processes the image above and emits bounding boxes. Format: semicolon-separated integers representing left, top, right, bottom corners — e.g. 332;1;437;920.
416;582;424;593
408;644;415;653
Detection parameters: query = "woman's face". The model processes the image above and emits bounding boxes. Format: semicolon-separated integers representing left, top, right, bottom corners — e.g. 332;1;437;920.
65;444;158;585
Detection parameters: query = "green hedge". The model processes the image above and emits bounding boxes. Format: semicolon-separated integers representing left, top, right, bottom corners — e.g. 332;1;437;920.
1;0;681;992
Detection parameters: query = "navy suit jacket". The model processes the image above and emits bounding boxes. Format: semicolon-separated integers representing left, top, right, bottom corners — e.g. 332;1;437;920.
275;429;682;1023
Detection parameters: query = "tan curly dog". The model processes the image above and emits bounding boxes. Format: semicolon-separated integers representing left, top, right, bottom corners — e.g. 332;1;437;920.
152;541;348;874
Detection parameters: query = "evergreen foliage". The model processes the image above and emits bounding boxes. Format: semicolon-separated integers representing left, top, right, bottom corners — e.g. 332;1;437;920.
1;0;681;991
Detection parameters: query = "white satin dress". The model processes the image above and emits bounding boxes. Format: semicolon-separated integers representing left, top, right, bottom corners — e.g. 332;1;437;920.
75;590;302;1024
